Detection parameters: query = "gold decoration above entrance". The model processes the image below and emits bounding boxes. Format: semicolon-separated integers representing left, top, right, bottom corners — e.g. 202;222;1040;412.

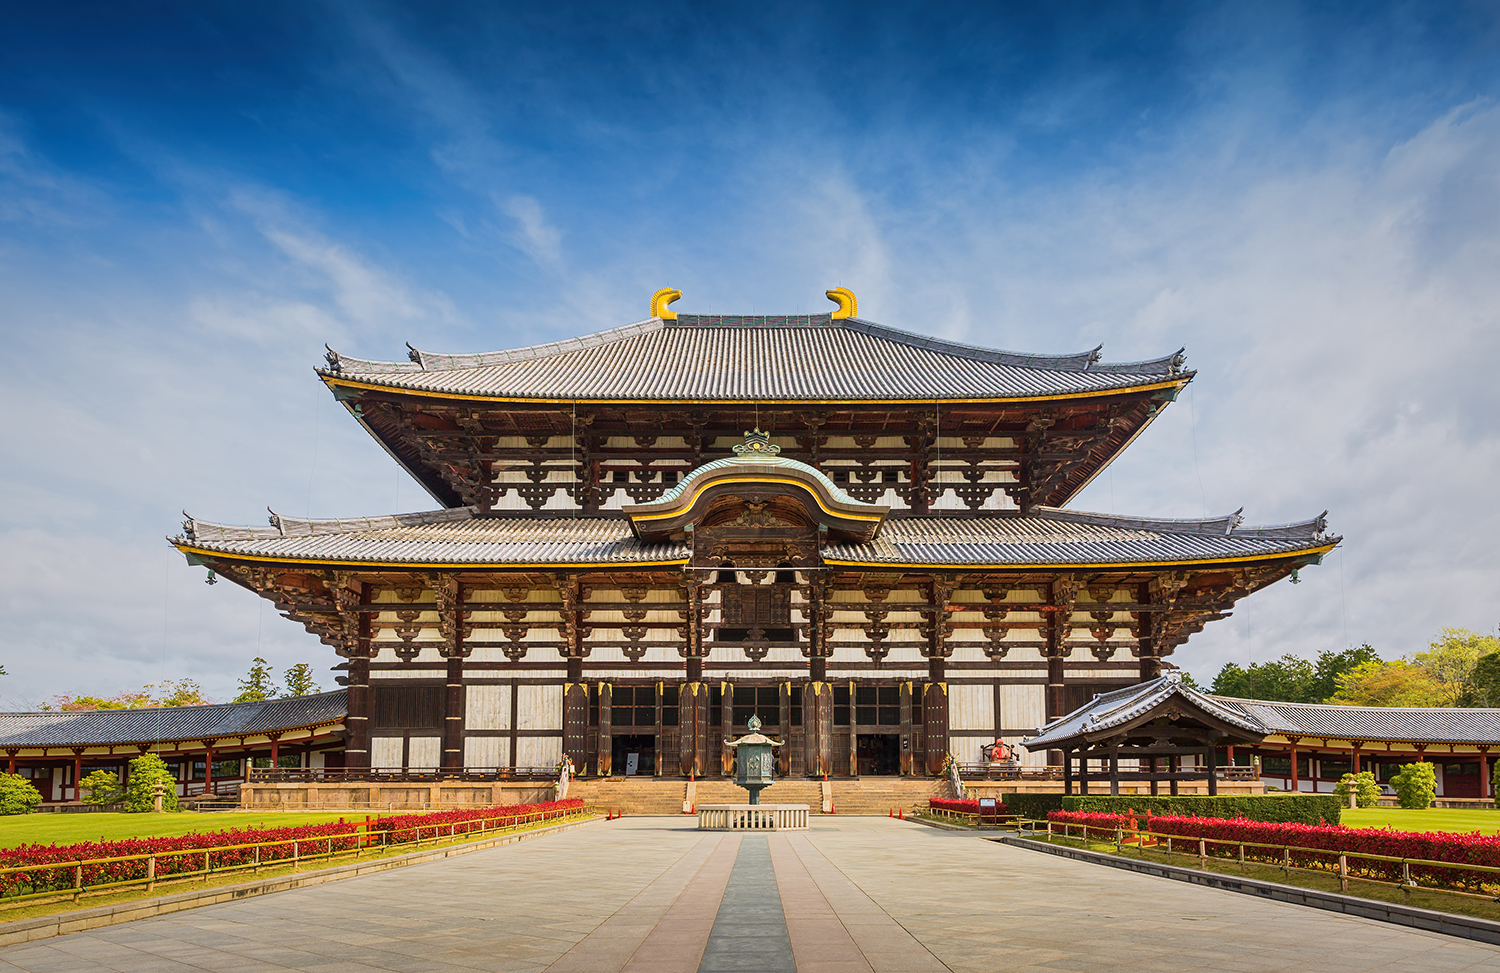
732;428;780;456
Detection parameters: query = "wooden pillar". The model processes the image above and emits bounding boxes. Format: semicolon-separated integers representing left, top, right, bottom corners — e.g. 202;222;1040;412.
1149;756;1159;796
803;680;834;778
1109;746;1120;797
203;744;214;795
1206;745;1218;796
597;681;613;777
898;681;914;776
438;575;468;773
71;750;83;802
1483;749;1492;800
268;735;280;770
5;751;15;775
1063;748;1073;795
1079;752;1089;795
655;681;665;778
679;680;710;777
1351;742;1361;775
1169;755;1178;796
1289;739;1300;793
777;682;792;777
807;577;828;684
442;656;465;771
922;682;948;776
923;579;953;776
720;680;735;777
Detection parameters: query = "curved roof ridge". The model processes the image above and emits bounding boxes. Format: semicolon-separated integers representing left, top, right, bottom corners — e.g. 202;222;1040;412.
180;507;476;544
838;319;1105;372
1039;506;1336;543
1213;694;1500;714
326;319;665;375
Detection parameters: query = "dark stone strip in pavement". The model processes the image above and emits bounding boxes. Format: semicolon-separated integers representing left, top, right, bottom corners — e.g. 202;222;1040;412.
698;836;794;973
766;833;873;973
546;833;730;973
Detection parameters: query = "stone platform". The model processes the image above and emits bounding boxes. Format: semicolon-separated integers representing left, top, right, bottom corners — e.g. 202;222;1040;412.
239;780;554;810
697;804;809;831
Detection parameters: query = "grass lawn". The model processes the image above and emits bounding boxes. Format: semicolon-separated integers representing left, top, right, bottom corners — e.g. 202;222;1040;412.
1342;807;1500;835
0;811;359;849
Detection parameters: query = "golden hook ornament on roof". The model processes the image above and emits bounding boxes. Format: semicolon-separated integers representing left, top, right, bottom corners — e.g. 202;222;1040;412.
825;286;857;319
650;287;682;320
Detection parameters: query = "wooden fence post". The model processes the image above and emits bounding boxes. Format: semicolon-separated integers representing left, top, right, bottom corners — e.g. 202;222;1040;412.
147;855;156;893
1338;855;1348;894
1198;839;1206;869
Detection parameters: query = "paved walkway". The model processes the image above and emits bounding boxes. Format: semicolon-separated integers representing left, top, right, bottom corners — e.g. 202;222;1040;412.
6;817;1500;973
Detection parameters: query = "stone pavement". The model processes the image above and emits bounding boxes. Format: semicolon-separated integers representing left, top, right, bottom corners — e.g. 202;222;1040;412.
5;816;1500;973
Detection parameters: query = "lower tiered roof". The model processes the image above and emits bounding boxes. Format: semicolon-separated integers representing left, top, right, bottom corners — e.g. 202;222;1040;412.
175;507;1336;569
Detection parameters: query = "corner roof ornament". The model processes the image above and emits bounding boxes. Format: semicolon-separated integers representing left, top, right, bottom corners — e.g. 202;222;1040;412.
1168;348;1187;376
732;428;780;456
650;287;682;321
323;345;342;374
825;286;857;319
406;342;425;369
1226;507;1245;535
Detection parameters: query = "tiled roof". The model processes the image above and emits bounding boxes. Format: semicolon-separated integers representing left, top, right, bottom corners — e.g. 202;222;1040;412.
179;509;689;565
1025;675;1265;749
0;692;347;748
822;508;1335;566
175;507;1333;567
321;315;1189;401
1212;697;1500;745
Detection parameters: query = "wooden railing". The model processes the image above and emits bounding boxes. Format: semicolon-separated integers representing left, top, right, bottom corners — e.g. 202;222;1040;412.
958;765;1260;782
246;767;557;783
1021;818;1500;904
0;806;591;911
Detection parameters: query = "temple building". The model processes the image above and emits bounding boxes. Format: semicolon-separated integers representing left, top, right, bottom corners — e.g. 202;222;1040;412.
168;288;1340;782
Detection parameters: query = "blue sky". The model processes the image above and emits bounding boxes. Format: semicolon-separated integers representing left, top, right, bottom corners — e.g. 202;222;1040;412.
3;2;1500;706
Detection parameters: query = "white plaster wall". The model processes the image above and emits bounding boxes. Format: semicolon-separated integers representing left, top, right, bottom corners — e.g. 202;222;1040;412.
516;736;562;768
407;737;441;768
371;737;402;768
466;684;511;730
464;736;507;769
1000;684;1047;733
516;684;563;731
949;684;994;732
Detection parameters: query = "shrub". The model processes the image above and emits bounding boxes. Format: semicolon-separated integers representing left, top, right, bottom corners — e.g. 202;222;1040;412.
1391;762;1437;809
1060;794;1342;826
0;799;587;896
0;773;43;815
1334;772;1381;809
123;754;178;813
929;798;1007;815
80;770;123;807
1002;793;1065;820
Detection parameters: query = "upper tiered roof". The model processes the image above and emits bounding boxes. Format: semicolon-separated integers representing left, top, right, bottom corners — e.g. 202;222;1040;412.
321;313;1189;403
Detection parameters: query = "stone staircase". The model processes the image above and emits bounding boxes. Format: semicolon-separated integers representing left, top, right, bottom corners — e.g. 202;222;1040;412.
829;777;947;814
569;778;688;814
690;779;826;811
565;777;949;816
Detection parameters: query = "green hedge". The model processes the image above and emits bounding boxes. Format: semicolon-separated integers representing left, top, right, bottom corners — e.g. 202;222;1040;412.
1002;793;1341;825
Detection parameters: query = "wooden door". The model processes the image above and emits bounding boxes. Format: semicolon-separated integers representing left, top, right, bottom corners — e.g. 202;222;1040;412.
562;683;589;772
597;681;612;777
778;682;792;776
922;682;949;776
899;681;913;776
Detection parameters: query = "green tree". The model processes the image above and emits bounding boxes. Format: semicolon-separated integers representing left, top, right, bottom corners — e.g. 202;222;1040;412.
281;663;319;697
1416;628;1500;706
80;769;123;806
149;679;210;707
1334;771;1381;808
1330;660;1442;706
1473;653;1500;708
234;657;279;703
1390;762;1437;809
0;773;43;815
1310;645;1381;702
1210;655;1317;701
122;754;178;813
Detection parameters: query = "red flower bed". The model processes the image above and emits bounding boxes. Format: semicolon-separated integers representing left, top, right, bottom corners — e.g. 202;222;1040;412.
371;799;584;841
929;798;1007;815
0;798;587;897
1047;810;1500;891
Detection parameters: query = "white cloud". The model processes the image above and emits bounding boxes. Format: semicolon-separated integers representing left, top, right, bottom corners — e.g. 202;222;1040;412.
499;193;564;267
